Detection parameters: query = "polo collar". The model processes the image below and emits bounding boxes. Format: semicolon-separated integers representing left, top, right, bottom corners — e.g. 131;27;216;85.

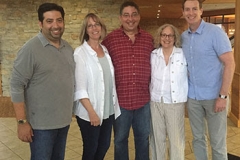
188;19;205;35
37;32;65;48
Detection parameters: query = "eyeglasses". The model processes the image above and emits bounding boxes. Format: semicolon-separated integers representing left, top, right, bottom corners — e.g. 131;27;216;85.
87;23;101;29
122;13;139;19
160;34;175;39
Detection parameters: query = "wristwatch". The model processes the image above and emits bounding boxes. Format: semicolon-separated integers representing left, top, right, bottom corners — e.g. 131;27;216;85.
219;94;227;99
17;119;27;124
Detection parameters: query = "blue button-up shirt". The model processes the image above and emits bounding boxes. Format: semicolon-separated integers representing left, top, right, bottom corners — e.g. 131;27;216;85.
181;20;232;100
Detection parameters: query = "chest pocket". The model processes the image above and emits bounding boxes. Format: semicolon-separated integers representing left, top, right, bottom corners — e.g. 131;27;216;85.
173;58;187;73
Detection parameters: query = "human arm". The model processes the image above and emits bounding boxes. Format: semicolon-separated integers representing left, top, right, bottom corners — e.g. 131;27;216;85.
79;98;100;126
74;46;100;126
214;51;235;112
10;44;35;142
13;102;33;142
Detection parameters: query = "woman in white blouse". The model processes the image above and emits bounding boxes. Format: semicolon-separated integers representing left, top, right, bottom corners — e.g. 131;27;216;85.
149;24;188;160
73;13;120;160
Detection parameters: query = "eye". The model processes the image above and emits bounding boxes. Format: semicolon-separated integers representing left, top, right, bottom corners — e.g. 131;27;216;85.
46;20;53;24
132;13;139;17
122;14;130;18
57;18;63;23
95;23;101;27
87;24;93;28
160;34;175;39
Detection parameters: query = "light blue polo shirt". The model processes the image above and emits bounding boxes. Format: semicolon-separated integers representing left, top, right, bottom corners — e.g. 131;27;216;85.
181;20;232;100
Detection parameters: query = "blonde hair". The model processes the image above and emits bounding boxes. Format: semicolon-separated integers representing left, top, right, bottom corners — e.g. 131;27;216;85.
79;13;107;45
153;24;181;49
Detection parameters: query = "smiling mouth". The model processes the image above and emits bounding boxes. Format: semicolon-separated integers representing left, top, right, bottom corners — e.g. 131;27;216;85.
187;16;195;20
92;31;99;34
52;29;61;34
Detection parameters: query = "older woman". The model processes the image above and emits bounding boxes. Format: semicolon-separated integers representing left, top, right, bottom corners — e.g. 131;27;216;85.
73;13;120;160
149;24;188;160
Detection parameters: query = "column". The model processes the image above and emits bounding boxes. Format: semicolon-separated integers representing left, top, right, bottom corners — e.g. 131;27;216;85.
230;0;240;127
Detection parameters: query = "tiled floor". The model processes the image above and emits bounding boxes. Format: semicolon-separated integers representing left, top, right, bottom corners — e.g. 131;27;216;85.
0;117;240;160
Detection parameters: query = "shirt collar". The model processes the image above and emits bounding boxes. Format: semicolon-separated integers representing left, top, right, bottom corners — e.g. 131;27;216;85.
154;46;176;57
188;19;205;35
37;31;65;48
120;25;141;36
83;40;107;56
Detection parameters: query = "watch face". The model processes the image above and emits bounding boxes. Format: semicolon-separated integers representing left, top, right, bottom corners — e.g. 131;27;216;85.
18;120;24;124
219;94;227;99
18;120;27;124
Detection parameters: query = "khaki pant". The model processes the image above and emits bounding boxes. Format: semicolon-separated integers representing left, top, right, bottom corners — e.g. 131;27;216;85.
187;98;228;160
150;101;185;160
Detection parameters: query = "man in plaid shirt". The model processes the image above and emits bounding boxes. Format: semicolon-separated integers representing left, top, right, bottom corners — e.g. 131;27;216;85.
102;1;154;160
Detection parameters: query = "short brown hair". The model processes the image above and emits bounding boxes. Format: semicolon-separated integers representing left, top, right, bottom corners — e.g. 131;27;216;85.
182;0;203;9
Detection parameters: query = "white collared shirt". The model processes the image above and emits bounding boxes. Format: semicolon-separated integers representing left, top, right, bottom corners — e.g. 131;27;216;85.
73;41;121;124
154;49;172;103
150;47;188;103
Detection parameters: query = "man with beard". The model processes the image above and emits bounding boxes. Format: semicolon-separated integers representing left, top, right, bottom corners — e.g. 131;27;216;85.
10;3;74;160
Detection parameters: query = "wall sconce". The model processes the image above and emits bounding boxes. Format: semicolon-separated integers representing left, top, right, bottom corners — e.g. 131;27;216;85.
229;29;235;35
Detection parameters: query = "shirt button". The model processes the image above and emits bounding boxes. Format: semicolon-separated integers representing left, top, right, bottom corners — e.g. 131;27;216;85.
133;73;135;75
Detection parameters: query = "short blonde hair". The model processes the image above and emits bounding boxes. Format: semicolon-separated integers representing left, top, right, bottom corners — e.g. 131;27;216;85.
153;24;181;49
79;13;107;45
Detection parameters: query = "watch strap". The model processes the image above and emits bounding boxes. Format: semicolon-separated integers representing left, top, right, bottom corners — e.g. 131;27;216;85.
17;119;27;124
219;94;227;99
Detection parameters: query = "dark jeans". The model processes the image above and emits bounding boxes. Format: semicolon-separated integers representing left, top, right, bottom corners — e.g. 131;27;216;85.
76;115;114;160
114;102;150;160
30;125;70;160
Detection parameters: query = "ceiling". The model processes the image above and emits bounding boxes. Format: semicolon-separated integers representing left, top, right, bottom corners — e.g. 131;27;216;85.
133;0;235;20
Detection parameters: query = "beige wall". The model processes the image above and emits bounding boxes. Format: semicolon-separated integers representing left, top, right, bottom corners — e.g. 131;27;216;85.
0;0;188;97
140;18;188;37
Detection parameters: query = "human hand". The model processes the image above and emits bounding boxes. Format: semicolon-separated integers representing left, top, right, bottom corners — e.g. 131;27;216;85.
89;111;100;126
17;122;33;143
214;98;227;113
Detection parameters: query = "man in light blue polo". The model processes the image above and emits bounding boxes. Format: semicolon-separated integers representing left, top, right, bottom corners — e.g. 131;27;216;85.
181;0;235;160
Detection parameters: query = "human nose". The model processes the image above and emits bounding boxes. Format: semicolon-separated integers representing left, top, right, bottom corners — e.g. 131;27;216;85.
52;21;60;28
188;9;195;15
92;24;98;28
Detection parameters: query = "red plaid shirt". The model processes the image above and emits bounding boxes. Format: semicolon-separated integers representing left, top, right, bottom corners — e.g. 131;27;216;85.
102;27;154;110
